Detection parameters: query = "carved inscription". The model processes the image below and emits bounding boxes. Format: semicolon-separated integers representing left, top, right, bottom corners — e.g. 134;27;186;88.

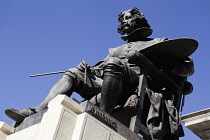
86;104;116;129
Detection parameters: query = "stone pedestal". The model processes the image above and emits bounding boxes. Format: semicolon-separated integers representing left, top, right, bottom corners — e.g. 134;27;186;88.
0;95;144;140
0;122;14;140
182;108;210;140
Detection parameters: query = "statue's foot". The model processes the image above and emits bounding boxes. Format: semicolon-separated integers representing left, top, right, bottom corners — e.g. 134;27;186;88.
5;108;36;122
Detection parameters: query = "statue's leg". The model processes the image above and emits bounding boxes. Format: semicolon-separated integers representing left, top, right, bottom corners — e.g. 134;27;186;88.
5;67;102;122
35;74;74;112
100;74;122;114
100;57;123;114
5;69;76;122
36;67;103;112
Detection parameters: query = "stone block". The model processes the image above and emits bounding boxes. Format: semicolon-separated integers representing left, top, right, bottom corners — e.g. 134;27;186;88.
0;122;14;140
182;108;210;139
55;110;77;140
15;109;47;132
6;124;39;140
81;116;110;140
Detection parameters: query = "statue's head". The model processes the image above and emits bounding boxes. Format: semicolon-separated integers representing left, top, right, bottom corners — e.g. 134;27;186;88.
117;8;151;35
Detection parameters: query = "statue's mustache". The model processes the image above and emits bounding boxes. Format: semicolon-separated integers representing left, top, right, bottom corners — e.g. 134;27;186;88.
118;22;134;35
120;23;129;28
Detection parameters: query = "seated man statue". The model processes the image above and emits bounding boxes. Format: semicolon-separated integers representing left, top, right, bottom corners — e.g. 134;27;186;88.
6;8;195;140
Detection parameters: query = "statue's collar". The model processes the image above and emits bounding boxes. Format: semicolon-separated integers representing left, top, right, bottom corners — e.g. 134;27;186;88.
121;27;153;42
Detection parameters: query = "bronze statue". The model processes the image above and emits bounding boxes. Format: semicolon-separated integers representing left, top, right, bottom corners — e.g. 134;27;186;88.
5;8;197;140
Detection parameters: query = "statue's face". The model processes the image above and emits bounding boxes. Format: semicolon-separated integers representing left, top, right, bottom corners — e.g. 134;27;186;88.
118;11;136;34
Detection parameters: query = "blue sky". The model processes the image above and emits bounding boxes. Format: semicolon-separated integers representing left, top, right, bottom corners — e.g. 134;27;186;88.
0;0;209;139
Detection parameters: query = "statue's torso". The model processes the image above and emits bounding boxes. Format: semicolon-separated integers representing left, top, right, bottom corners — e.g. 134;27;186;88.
109;38;166;62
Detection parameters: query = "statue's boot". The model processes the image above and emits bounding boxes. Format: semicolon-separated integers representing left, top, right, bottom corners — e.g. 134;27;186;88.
5;108;36;122
100;74;122;114
100;57;124;114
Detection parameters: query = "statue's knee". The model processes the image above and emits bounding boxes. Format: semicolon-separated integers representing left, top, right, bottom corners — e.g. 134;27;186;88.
63;68;78;80
103;57;124;77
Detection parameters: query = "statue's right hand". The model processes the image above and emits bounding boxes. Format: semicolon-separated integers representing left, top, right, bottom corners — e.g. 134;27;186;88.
76;60;90;72
127;51;141;64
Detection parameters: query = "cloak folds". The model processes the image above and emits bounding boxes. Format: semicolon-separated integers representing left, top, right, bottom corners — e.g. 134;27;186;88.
146;88;184;140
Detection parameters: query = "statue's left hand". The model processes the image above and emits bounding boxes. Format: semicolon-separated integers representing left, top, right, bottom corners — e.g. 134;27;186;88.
76;60;91;72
